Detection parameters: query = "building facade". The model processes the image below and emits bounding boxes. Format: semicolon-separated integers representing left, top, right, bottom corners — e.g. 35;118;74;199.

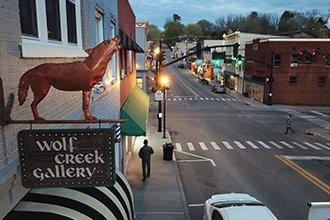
244;38;330;105
0;0;142;219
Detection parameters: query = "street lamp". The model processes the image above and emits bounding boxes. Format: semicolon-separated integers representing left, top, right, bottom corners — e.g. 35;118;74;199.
160;75;169;139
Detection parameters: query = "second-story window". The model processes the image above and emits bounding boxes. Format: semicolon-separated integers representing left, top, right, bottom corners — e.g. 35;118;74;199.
19;0;38;37
95;10;104;45
46;0;61;41
274;54;281;67
18;0;83;57
66;0;77;44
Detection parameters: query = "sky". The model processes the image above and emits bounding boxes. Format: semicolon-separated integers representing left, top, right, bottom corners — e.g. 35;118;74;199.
129;0;329;30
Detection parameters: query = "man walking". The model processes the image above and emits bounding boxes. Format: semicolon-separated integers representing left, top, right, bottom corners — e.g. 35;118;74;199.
139;139;154;182
285;113;295;134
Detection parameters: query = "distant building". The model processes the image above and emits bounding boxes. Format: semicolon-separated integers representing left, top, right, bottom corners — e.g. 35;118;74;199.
245;38;330;105
136;20;149;91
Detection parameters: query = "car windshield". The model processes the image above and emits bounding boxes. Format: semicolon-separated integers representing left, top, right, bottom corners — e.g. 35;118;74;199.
212;201;264;209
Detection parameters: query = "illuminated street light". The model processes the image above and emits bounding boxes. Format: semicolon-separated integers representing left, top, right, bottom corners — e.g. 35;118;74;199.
161;75;169;139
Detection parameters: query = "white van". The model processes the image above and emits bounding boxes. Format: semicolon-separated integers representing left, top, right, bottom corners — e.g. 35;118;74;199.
307;202;330;220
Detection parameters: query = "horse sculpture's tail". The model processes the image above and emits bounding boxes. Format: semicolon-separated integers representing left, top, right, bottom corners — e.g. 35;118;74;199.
18;72;31;106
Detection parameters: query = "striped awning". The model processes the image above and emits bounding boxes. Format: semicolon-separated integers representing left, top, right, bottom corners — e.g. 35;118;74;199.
119;29;144;53
4;169;134;220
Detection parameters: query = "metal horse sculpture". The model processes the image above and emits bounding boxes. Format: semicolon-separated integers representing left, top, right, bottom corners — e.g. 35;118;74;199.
18;36;121;121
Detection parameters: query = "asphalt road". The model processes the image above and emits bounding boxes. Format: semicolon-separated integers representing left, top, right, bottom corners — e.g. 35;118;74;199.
163;58;330;220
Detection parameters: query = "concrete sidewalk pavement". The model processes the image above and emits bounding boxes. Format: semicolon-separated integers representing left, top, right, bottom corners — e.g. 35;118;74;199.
126;124;189;220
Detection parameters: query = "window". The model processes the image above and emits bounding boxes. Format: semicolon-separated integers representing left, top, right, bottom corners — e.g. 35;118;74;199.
318;76;326;86
46;0;61;41
19;0;38;37
18;0;84;57
325;54;330;67
291;54;298;64
66;0;77;44
95;9;104;45
273;54;281;67
289;76;297;85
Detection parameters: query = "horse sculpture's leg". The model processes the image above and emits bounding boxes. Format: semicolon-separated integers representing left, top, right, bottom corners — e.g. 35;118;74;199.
30;79;51;121
82;90;97;120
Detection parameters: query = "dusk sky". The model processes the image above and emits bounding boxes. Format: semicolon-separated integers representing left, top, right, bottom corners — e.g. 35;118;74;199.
129;0;330;29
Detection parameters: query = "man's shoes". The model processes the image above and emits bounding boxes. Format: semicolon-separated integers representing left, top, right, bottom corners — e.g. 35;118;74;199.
147;174;150;178
142;178;146;182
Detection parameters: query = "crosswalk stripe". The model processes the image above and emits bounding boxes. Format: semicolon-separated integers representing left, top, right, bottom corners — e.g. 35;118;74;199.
246;141;259;149
314;142;330;150
280;141;295;149
291;142;308;150
221;98;226;101
222;141;233;149
189;98;193;100
194;98;198;100
210;98;214;100
303;142;321;150
210;142;221;150
175;143;182;151
200;98;204;100
327;143;330;146
187;142;195;151
199;142;208;150
205;98;209;100
178;98;182;101
269;141;284;149
173;98;176;101
234;141;246;149
232;99;236;101
216;98;220;101
226;98;231;101
257;141;271;149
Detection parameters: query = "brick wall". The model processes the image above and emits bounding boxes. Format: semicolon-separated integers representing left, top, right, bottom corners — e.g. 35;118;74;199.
245;39;330;105
0;0;121;218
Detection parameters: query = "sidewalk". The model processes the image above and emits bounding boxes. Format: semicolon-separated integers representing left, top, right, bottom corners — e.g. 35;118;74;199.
126;124;190;220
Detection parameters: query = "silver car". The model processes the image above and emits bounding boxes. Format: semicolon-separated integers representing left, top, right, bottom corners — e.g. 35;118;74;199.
203;193;278;220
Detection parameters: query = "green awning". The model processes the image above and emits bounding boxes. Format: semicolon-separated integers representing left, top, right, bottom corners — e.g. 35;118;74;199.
121;86;150;136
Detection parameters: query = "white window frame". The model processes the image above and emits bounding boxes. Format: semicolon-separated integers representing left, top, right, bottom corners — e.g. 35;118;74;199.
20;0;86;58
95;9;104;44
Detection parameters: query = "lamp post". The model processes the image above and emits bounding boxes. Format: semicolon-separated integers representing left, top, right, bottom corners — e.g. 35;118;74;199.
154;47;162;132
160;76;169;139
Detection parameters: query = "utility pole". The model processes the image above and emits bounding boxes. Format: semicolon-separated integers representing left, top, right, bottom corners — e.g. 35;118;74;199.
157;39;162;132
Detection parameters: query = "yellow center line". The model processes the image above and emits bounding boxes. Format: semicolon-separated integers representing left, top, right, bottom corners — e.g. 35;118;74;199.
275;155;330;195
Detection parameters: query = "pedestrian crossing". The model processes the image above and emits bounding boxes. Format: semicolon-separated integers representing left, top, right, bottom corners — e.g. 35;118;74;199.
168;96;237;102
173;140;330;151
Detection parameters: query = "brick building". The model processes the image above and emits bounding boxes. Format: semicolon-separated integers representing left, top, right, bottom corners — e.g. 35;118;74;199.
244;38;330;105
0;0;143;219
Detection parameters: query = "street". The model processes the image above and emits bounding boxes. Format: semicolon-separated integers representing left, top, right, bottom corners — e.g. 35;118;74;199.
163;59;330;220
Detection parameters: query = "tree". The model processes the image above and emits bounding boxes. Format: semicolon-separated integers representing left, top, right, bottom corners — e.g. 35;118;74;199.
163;20;184;46
147;24;161;46
196;19;215;38
172;14;181;23
183;23;203;40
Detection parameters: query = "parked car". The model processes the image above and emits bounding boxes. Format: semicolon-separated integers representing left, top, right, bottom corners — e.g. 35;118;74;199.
211;84;226;93
178;63;184;68
203;193;278;220
307;201;330;220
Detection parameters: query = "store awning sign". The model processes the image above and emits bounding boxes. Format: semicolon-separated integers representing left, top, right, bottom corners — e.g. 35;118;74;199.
17;129;115;188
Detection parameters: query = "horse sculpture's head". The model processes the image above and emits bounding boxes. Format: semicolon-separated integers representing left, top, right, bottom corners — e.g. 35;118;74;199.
85;35;122;60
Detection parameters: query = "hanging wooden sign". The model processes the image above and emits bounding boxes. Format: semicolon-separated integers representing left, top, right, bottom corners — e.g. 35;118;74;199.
17;129;115;188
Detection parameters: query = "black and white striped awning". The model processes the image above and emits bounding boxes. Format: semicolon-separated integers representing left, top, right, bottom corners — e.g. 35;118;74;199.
4;169;134;220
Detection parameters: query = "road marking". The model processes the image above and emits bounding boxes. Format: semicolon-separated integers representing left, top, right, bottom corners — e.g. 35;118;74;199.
234;141;246;149
304;142;321;150
210;142;221;150
280;141;295;149
175;143;182;151
200;97;204;100
205;98;209;100
222;141;233;149
189;98;193;100
246;141;259;149
285;156;330;160
188;204;204;207
291;142;308;150
232;99;236;101
276;155;330;195
310;111;327;117
178;98;182;101
199;142;208;150
210;98;214;100
226;98;231;101
173;98;177;101
269;141;284;149
194;97;198;100
221;98;226;101
187;142;195;151
314;142;330;150
258;141;272;149
216;98;220;101
175;150;216;166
